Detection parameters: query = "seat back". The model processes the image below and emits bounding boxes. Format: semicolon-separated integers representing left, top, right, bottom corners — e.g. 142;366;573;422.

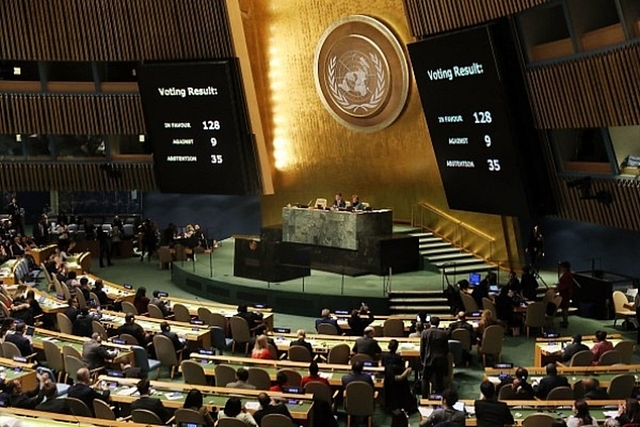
75;290;87;309
66;397;92;417
522;413;555;427
210;326;228;354
450;328;471;351
573;379;585;399
147;304;164;319
248;367;272;390
158;246;173;264
382;318;405;337
131;345;152;373
62;345;82;360
524;301;547;328
153;334;179;367
268;344;278;360
197;307;212;325
613;291;630;313
498;383;516;400
93;399;116;420
288;345;312;362
327;343;350;364
92;320;107;340
57;312;73;334
317;323;339;335
304;381;333;404
350;353;374;365
262;413;295;427
215;364;237;387
43;340;65;374
119;333;140;346
482;297;497;319
175;409;207;425
480;325;504;356
447;340;463;366
614;341;635;364
546;386;573;400
64;355;85;382
131;409;164;425
569;350;594;367
608;374;636;399
121;301;138;315
217;419;247;427
460;291;479;313
181;360;208;386
210;313;227;329
277;368;302;386
173;303;191;322
60;282;71;301
344;381;374;417
599;350;622;366
1;341;21;359
89;292;100;307
229;316;251;344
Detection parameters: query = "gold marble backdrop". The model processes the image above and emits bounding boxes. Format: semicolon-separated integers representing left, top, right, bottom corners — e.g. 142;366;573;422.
238;0;522;268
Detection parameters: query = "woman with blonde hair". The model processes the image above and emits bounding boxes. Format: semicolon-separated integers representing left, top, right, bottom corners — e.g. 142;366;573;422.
251;334;272;359
476;309;498;345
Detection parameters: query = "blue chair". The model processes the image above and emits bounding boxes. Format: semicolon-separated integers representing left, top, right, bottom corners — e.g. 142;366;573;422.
131;345;160;379
210;326;232;355
37;366;70;396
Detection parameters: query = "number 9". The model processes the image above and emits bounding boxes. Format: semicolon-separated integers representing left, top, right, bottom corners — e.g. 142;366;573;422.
484;135;491;147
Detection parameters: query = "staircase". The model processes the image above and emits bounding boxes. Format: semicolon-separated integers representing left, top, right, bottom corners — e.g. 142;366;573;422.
388;289;451;317
413;232;496;276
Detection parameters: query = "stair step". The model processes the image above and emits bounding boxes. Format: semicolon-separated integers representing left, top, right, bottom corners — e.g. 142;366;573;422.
388;290;444;296
388;297;449;304
389;305;451;312
409;232;433;238
443;264;497;275
421;248;461;256
433;258;487;268
426;253;473;262
420;242;451;249
419;237;444;244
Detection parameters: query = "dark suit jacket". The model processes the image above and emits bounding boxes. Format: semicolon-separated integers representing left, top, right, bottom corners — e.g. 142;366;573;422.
117;322;146;346
420;328;449;366
65;307;79;323
347;313;374;337
289;338;313;356
10;386;43;409
253;403;294;426
474;399;514;427
561;342;590;362
131;396;169;422
160;330;184;351
447;320;476;341
72;316;94;338
82;340;113;369
67;382;109;413
35;397;71;414
315;317;340;333
341;372;374;387
534;374;569;399
352;336;382;360
5;332;33;356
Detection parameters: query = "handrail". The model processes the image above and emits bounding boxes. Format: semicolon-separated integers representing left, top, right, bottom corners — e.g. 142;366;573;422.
412;202;496;263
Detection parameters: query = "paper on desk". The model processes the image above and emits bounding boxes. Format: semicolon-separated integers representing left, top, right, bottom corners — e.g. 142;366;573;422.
465;405;476;416
116;387;138;396
453;402;464;412
318;372;333;380
418;407;434;418
165;392;183;400
245;401;260;411
603;411;619;418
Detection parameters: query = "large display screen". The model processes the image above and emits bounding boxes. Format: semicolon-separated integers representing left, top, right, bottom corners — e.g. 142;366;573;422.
408;23;544;217
137;60;260;195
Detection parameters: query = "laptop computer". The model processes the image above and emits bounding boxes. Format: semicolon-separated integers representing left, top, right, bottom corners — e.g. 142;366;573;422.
469;273;481;286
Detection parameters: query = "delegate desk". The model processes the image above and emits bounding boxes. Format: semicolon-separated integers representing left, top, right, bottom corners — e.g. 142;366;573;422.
282;206;392;250
188;353;385;389
3;407;151;427
336;316;479;333
0;259;21;285
99;375;314;423
534;334;624;366
7;286;68;314
26;243;57;265
100;310;212;348
64;252;92;275
31;327;132;362
272;333;421;358
0;356;38;390
81;274;136;302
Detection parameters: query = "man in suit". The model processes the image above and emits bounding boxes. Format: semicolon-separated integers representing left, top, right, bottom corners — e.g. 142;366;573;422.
64;297;80;323
561;334;590;363
67;367;110;414
582;377;610;400
289;329;313;357
253;392;294;426
447;311;475;339
352;326;382;360
35;381;71;414
226;368;256;390
32;214;49;247
149;290;171;317
130;378;169;422
332;193;346;208
7;372;48;409
420;316;450;396
157;321;185;351
315;308;341;333
474;380;514;427
5;322;33;357
116;313;148;346
72;308;94;338
82;333;117;370
533;363;569;399
341;360;374;387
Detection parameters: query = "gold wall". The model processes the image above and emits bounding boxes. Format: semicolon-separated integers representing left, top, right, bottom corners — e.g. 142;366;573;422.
239;0;522;268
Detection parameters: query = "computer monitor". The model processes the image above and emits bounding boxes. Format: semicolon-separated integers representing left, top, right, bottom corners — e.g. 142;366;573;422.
469;273;481;285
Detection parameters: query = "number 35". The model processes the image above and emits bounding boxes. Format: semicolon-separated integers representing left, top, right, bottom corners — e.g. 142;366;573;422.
487;159;501;171
211;155;223;164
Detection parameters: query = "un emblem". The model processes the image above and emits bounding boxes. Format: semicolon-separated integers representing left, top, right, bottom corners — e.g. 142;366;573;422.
314;15;409;132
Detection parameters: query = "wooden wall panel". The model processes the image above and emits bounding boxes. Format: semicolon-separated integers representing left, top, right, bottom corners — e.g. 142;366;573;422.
0;0;234;61
527;44;640;128
0;94;145;135
403;0;548;37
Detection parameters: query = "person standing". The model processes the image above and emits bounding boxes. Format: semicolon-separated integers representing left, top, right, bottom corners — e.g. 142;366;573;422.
32;214;49;246
557;261;573;327
526;225;544;272
7;197;24;236
420;316;450;396
97;226;113;268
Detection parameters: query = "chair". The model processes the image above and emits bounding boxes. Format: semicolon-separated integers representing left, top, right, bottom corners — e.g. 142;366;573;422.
43;340;65;382
153;334;181;378
229;316;251;354
447;340;463;366
522;413;555;427
175;409;207;426
383;318;405;337
37;366;69;396
289;345;312;362
92;320;108;340
304;381;335;405
173;303;191;322
599;350;622;366
64;355;86;382
546;296;562;327
524;301;546;337
268;343;278;360
317;323;339;335
210;313;227;329
568;350;594;367
89;292;100;307
327;343;350;364
181;360;208;386
158;246;173;269
63;345;82;360
498;383;516;400
93;399;116;420
56;312;73;334
344;381;374;427
148;303;165;319
450;328;471;352
573;379;585;399
614;340;635;364
66;397;92;417
248;367;272;390
131;409;164;425
482;297;497;319
546;386;574;400
217;419;248;427
478;325;504;366
215;364;237;387
608;374;636;399
131;345;161;379
197;307;212;325
262;414;295;427
121;301;138;315
75;290;87;309
613;290;636;327
277;368;302;386
211;325;232;355
2;341;28;360
350;353;374;365
460;291;479;314
119;333;140;346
